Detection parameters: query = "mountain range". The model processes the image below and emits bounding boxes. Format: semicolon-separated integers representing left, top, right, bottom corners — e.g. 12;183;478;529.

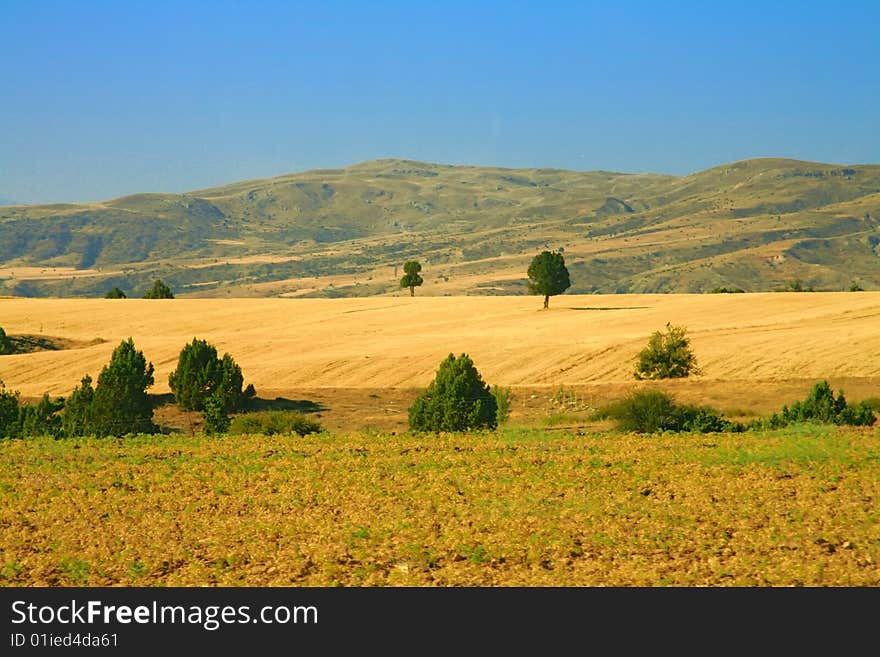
1;157;878;297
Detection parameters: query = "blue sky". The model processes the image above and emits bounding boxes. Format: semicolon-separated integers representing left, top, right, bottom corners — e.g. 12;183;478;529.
2;0;878;203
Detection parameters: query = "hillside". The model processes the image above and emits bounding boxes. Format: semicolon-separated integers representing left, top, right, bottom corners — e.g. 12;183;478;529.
1;158;878;297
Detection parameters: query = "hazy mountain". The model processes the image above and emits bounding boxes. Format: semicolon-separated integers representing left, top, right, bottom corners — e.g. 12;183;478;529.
1;157;878;297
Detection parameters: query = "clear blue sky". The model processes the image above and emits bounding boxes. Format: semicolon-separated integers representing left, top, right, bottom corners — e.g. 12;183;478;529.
2;0;878;203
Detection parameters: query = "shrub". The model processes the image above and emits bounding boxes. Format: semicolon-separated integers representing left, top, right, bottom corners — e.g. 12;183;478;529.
229;411;322;436
18;393;63;438
710;287;745;294
0;381;21;438
61;375;96;437
0;326;13;355
601;389;742;434
143;279;174;299
409;353;498;432
749;381;876;429
492;385;513;425
781;279;814;292
634;323;700;380
90;338;156;437
203;391;231;435
849;281;864;292
168;338;254;413
104;287;127;299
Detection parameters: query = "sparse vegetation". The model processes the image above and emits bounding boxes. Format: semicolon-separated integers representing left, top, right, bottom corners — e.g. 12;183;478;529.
408;353;498;432
491;385;513;425
228;410;322;436
3;427;879;586
634;323;700;380
399;260;424;297
781;279;815;292
527;250;571;308
597;389;742;434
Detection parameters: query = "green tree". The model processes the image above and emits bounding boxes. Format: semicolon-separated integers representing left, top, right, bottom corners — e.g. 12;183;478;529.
143;279;174;299
168;338;253;412
91;338;156;436
527;250;571;308
634;323;700;380
400;260;424;297
849;281;864;292
0;381;21;439
408;353;498;432
104;286;127;299
18;393;63;438
202;390;231;435
0;326;13;355
61;375;96;437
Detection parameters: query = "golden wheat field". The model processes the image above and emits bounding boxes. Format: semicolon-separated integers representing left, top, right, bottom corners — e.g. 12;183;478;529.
2;293;880;399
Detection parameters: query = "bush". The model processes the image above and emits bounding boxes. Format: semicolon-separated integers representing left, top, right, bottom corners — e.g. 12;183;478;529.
203;391;231;435
0;381;20;438
104;287;127;299
492;385;513;425
90;338;156;437
601;389;742;434
0;326;13;355
143;279;174;299
61;375;96;437
634;323;700;380
18;393;63;438
229;411;322;436
409;353;498;432
168;338;254;413
750;381;876;429
710;287;745;294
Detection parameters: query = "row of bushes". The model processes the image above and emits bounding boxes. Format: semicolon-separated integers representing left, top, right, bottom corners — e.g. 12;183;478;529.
0;336;271;439
592;381;877;434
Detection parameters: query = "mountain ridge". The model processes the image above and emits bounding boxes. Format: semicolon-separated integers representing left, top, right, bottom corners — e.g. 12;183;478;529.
1;157;878;298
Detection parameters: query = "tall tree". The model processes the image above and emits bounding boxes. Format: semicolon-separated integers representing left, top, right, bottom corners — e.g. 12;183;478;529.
527;250;571;308
91;338;156;436
399;261;424;297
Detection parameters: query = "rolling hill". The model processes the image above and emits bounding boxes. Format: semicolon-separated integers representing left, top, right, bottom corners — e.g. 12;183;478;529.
1;157;878;298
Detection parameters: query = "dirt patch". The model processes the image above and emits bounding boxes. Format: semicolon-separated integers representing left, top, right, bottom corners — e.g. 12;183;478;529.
4;334;107;354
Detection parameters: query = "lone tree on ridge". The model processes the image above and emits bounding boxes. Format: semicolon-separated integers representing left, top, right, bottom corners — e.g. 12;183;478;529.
527;250;571;309
400;260;424;297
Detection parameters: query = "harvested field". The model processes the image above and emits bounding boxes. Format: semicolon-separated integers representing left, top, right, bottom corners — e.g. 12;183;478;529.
1;294;879;402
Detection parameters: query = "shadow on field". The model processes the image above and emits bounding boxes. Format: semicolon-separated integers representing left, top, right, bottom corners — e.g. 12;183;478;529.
246;397;326;414
568;306;649;311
